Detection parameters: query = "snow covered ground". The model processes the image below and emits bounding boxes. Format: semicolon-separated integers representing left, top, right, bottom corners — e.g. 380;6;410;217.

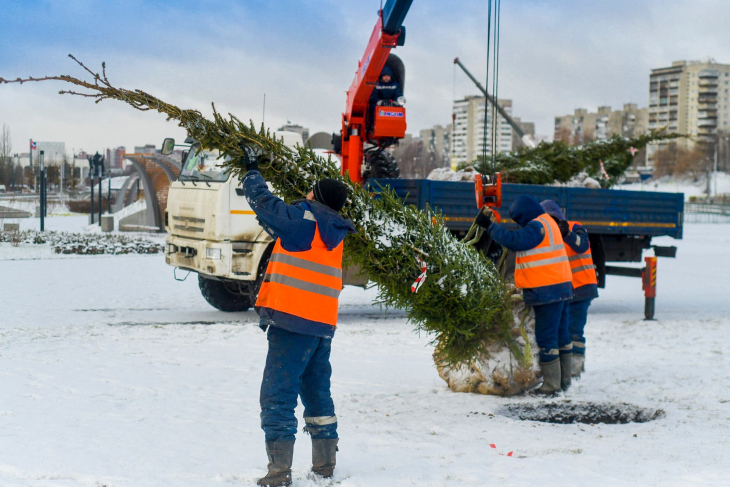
1;216;730;486
618;171;730;199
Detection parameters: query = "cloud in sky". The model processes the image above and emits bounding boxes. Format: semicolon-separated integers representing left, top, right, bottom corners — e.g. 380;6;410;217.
1;0;730;156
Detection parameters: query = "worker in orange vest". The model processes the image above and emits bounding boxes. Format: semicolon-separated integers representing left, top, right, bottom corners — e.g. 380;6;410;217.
240;149;355;487
475;195;573;394
541;200;598;378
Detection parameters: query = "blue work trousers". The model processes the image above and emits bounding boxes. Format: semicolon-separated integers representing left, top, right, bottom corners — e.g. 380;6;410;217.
569;298;593;351
260;325;337;443
532;300;572;362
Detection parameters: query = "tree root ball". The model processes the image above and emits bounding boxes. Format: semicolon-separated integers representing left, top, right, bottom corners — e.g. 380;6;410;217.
436;290;541;396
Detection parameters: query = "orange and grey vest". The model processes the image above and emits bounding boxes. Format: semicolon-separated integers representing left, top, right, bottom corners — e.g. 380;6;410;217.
565;221;598;288
514;213;572;289
256;223;343;327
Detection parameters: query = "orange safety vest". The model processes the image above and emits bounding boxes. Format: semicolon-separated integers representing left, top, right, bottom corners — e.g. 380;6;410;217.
514;213;572;289
256;223;343;327
565;221;598;288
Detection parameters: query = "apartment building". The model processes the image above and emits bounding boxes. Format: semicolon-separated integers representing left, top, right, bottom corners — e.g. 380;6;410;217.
452;95;513;165
648;59;730;161
554;104;648;144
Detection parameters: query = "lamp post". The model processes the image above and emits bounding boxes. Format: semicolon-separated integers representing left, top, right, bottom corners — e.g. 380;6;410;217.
39;150;45;231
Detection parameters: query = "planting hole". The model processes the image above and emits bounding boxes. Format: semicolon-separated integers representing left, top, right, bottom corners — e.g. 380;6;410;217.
501;401;665;425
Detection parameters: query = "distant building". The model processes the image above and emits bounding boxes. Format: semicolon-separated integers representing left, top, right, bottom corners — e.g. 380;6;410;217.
648;59;730;163
133;144;157;154
452;95;514;166
419;124;452;167
554;104;648;145
277;123;309;144
511;117;535;151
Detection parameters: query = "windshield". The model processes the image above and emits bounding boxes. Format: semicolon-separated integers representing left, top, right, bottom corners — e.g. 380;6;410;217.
179;144;229;183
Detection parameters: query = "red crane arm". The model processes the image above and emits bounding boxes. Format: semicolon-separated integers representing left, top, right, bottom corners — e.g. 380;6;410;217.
345;14;401;120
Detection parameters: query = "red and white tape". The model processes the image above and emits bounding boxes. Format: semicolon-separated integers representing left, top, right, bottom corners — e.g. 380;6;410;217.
599;160;610;180
411;257;428;293
629;146;639;156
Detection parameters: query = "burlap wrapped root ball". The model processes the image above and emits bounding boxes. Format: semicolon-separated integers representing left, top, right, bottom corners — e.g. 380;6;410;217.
436;283;541;396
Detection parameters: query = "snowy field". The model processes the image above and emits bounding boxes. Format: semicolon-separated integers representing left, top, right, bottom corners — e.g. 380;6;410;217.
2;217;730;487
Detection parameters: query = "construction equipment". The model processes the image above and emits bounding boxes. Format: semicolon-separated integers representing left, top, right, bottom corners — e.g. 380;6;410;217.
453;57;537;149
333;0;414;183
474;172;502;222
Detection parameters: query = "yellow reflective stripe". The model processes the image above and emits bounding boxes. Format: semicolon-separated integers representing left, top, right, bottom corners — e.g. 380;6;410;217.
515;255;569;270
580;221;676;228
230;210;255;215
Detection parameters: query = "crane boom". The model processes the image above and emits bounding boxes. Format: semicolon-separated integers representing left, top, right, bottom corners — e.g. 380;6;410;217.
340;0;413;183
453;57;536;149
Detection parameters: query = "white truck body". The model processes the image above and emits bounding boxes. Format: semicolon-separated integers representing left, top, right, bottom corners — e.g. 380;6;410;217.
163;132;364;311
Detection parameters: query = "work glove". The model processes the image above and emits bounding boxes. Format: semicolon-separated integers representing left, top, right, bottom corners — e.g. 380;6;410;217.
239;144;259;172
475;206;496;230
558;220;571;238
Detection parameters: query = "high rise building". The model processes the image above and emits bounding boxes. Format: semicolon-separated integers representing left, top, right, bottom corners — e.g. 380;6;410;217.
452;96;513;166
648;59;730;162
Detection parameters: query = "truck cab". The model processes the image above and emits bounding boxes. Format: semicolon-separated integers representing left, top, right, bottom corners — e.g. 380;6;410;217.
163;132;365;312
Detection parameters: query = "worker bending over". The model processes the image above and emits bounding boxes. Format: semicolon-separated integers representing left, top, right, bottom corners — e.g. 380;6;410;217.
475;195;573;394
241;150;355;487
541;200;598;378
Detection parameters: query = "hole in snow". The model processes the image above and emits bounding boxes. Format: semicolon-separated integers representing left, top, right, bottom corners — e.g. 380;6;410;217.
501;401;665;425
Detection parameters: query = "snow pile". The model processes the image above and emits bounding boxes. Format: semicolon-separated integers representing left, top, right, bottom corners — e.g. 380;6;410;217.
427;166;478;182
0;230;164;255
560;171;601;189
436;283;541;396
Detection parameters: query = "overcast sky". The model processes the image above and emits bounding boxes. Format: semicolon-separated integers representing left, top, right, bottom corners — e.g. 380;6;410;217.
1;0;729;156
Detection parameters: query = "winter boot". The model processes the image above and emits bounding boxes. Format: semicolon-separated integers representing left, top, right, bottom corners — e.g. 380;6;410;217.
534;358;561;395
257;441;294;487
572;341;585;378
560;353;572;391
311;438;338;478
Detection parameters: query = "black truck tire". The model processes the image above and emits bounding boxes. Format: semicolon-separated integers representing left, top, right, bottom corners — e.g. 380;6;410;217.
363;148;400;180
198;275;252;312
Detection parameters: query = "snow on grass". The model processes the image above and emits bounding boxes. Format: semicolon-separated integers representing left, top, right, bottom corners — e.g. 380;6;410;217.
1;221;730;486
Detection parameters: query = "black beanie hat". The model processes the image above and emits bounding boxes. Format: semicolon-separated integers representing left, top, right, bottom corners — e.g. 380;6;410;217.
313;178;349;213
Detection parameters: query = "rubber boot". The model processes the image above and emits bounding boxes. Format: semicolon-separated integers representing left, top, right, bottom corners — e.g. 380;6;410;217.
560;353;572;391
572;341;585;378
311;438;338;478
257;441;294;487
534;358;561;395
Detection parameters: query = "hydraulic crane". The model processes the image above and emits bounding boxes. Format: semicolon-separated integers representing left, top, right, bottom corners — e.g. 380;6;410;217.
333;0;414;184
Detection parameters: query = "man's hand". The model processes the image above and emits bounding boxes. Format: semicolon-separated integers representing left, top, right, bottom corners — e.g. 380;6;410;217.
475;206;496;230
558;220;571;238
240;144;259;172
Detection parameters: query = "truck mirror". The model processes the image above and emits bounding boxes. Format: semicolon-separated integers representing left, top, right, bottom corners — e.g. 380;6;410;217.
161;138;176;155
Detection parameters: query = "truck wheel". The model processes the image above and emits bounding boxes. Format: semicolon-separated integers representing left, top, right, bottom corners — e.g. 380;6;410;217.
198;275;252;312
363;148;400;180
